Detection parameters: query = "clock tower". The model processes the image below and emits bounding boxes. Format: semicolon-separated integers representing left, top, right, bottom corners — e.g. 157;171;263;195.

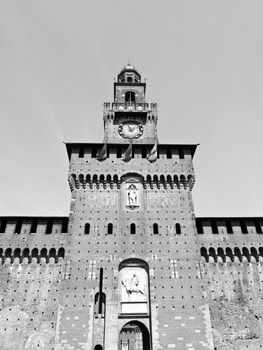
61;65;214;350
103;64;157;144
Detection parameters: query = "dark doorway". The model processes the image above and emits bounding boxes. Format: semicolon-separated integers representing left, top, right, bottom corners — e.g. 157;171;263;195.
94;345;103;350
119;321;150;350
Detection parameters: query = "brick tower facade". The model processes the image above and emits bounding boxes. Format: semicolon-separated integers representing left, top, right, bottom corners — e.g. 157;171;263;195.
1;65;263;349
59;64;214;350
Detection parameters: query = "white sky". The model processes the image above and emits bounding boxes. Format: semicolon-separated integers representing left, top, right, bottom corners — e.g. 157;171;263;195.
0;0;262;217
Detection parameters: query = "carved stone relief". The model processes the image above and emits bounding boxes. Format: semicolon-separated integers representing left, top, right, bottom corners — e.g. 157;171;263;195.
147;193;179;209
119;267;148;314
86;194;117;209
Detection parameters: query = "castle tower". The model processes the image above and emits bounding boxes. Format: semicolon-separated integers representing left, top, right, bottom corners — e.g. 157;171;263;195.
59;65;214;350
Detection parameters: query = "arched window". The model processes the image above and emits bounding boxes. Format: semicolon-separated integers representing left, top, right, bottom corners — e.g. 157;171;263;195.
125;91;135;103
130;223;136;234
5;248;12;260
234;247;242;262
226;247;234;262
107;223;113;235
49;248;56;259
217;247;225;262
251;247;259;262
32;248;38;258
127;76;133;82
175;223;181;235
242;247;250;262
208;247;217;262
153;223;159;235
40;248;48;259
58;247;65;259
200;247;208;262
14;248;21;259
84;223;90;235
22;248;30;259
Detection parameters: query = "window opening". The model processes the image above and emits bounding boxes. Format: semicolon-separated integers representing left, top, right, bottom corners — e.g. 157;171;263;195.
131;223;136;234
14;248;21;259
32;248;38;260
85;223;90;235
49;248;56;259
108;223;113;235
125;91;135;103
5;248;12;259
175;223;181;235
153;223;159;235
58;247;65;259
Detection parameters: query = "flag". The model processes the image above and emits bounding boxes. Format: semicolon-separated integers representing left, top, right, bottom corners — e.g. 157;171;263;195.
96;143;107;161
147;142;158;162
122;142;132;162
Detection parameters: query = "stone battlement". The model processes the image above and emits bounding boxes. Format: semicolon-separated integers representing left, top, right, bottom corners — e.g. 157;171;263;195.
0;216;68;235
66;143;197;161
196;217;263;235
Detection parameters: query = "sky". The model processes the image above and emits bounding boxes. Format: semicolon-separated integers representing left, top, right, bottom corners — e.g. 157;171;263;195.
0;0;262;217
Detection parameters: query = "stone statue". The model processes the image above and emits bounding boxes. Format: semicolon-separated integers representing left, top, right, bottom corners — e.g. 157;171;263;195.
127;184;138;207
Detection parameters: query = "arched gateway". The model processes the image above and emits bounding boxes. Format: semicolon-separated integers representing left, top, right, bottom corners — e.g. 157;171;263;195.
119;321;150;350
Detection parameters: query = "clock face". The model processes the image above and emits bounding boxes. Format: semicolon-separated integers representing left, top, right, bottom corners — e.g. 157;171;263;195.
118;122;143;139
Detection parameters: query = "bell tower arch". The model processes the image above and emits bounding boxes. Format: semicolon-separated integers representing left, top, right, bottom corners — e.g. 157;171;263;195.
103;64;158;144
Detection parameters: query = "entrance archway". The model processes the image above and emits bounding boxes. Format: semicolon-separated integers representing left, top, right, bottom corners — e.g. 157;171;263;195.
119;321;150;350
94;346;103;350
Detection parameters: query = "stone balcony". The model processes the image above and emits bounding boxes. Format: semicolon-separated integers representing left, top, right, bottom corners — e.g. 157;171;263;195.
103;102;157;114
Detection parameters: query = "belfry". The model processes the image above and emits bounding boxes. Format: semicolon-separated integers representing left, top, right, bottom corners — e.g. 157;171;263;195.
1;64;263;350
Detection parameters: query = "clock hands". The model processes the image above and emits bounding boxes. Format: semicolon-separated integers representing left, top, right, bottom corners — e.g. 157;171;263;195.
128;125;135;132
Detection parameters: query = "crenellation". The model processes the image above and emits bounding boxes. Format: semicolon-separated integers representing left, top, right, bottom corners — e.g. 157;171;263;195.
67;143;196;162
196;217;263;237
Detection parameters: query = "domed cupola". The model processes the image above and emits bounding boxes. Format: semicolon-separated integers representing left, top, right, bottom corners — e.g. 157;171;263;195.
117;64;141;83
